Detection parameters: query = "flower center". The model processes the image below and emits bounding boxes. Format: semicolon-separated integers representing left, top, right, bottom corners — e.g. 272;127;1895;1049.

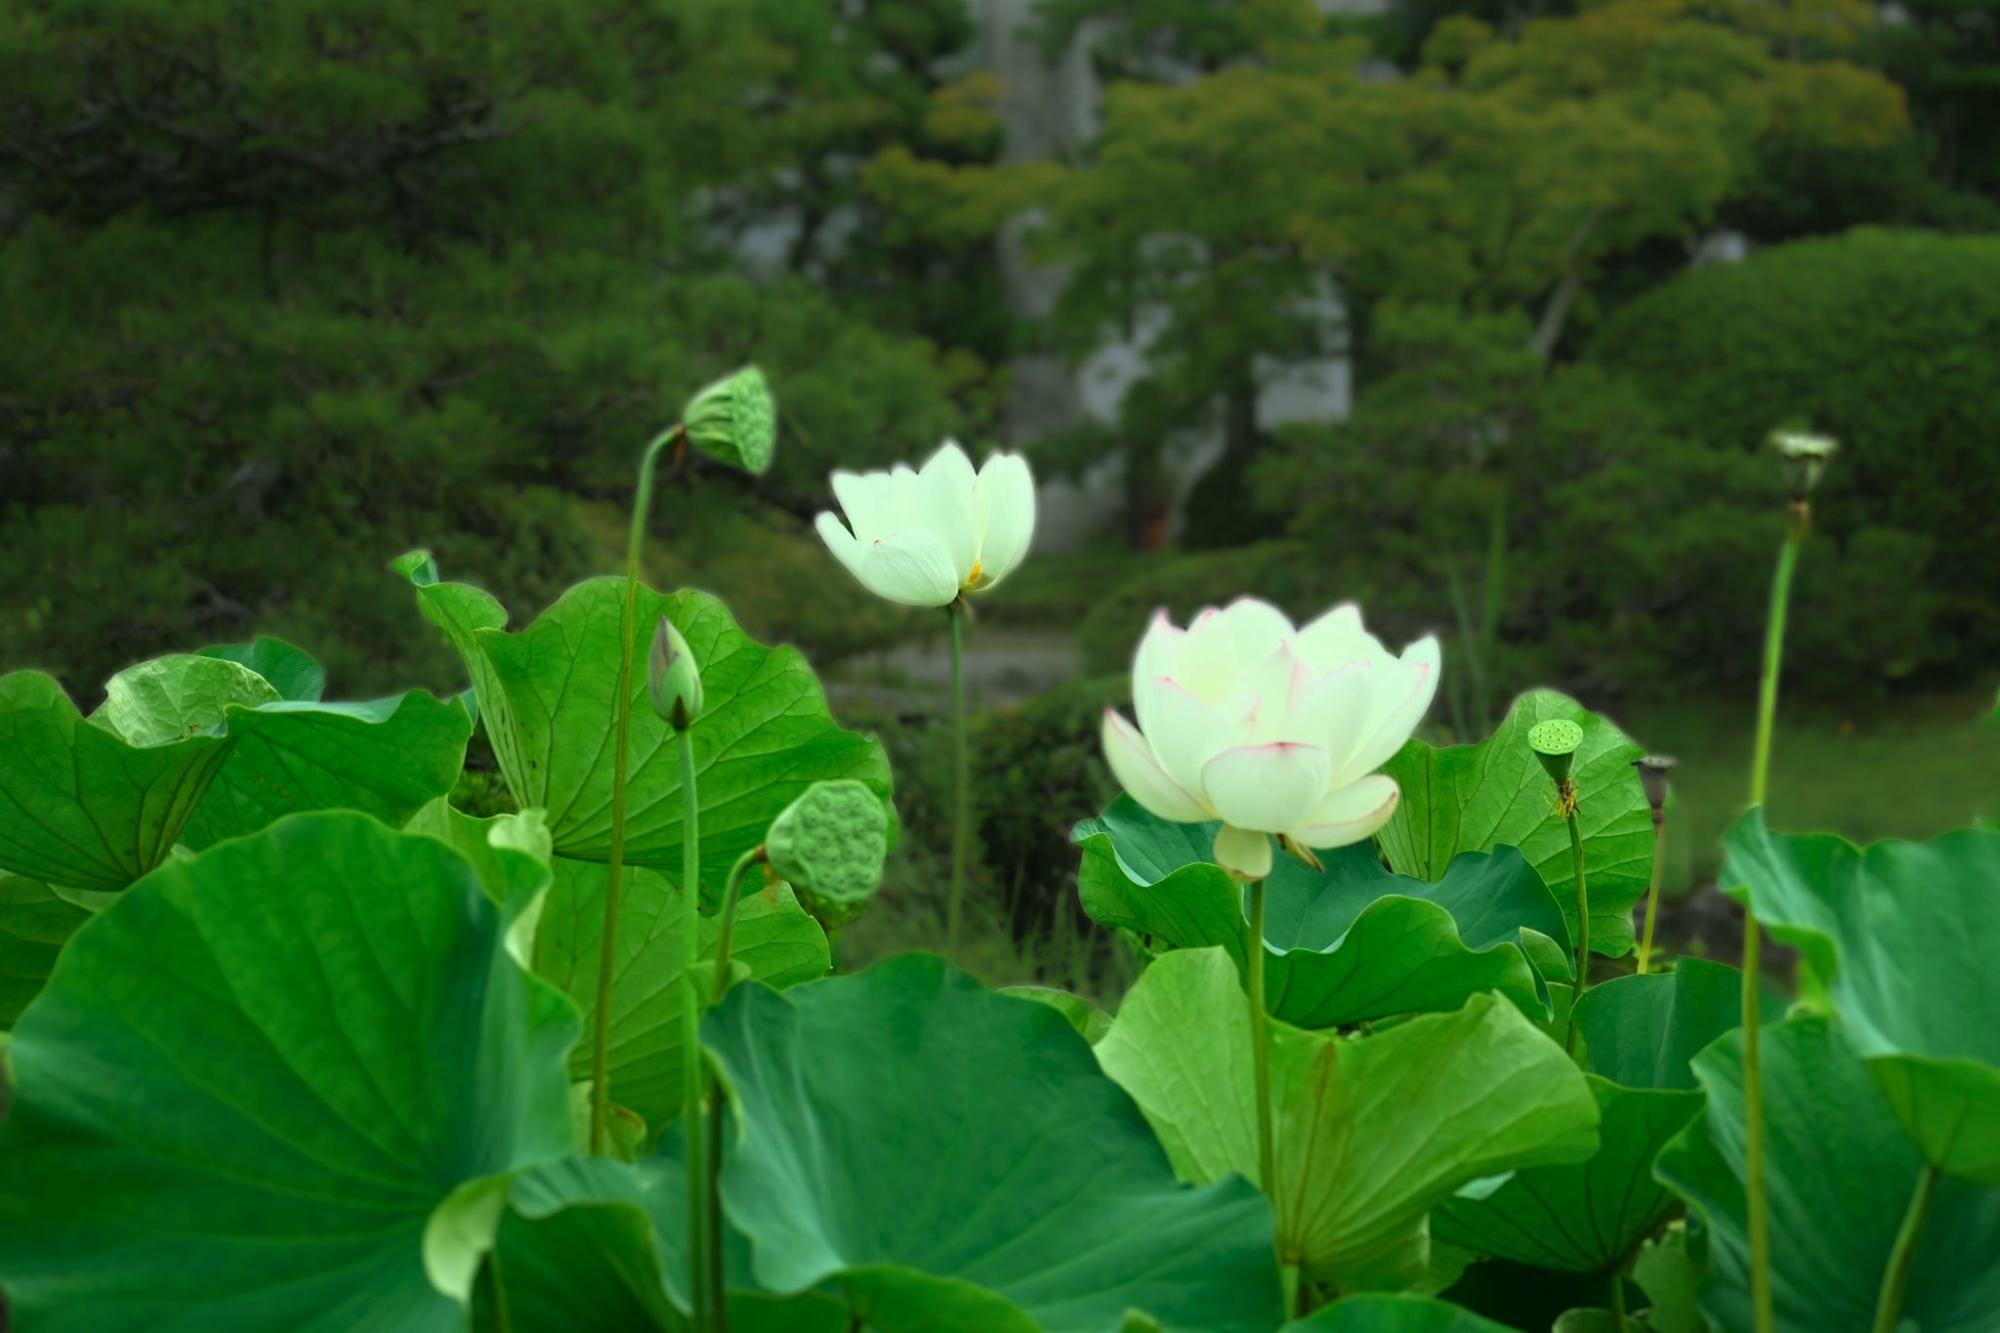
962;560;983;590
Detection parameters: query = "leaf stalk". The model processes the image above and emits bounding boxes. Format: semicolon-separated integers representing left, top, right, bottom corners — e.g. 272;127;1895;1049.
1743;504;1806;1333
592;421;683;1154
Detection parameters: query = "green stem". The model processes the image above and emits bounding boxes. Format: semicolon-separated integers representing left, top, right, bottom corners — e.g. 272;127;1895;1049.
592;423;683;1156
1563;800;1590;1056
945;604;971;954
1871;1163;1941;1333
708;1083;728;1333
483;1247;512;1333
678;728;709;1327
1749;523;1802;810
1246;878;1276;1196
711;848;764;1005
1280;1260;1301;1321
1637;811;1666;975
1741;917;1768;1333
1609;1265;1627;1333
1744;513;1804;1333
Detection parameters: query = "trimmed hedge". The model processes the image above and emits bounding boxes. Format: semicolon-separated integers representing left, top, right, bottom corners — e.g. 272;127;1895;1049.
1593;228;2000;661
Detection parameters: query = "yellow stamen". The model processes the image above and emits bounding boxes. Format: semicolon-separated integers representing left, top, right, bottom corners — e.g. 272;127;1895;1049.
962;560;983;590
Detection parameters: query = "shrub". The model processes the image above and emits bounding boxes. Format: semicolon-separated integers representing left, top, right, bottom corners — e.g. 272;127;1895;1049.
1592;227;2000;666
1245;302;1946;715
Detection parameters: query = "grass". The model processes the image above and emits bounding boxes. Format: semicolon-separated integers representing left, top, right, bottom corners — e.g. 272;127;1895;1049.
1624;689;1999;896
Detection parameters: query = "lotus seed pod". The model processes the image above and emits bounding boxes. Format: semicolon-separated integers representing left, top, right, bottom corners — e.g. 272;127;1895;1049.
683;365;777;476
1769;426;1836;501
765;780;888;922
646;616;702;731
1528;717;1583;785
1633;754;1677;814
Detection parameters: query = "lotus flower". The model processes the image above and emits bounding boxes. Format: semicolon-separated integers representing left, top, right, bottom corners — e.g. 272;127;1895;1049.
815;440;1035;607
1101;598;1440;880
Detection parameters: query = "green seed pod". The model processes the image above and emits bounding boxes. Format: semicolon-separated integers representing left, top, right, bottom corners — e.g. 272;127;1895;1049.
1632;754;1677;814
682;365;777;476
646;616;702;731
765;779;888;925
1769;426;1837;501
1528;717;1583;786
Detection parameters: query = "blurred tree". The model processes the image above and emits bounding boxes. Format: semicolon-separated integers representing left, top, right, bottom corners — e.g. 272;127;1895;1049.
0;0;993;694
1862;0;2000;200
1252;304;1946;711
869;0;1906;546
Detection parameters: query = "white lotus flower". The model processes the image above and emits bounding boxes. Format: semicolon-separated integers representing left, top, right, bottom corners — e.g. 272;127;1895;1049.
1101;598;1440;881
815;440;1036;608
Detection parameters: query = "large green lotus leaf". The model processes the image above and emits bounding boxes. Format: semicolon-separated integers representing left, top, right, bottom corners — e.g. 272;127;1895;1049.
1630;1224;1704;1333
196;635;328;702
1432;1077;1699;1272
1095;947;1599;1289
1075;795;1569;1028
0;872;89;1027
702;952;1284;1332
1432;958;1757;1271
1284;1293;1520;1331
399;556;893;891
0;645;469;891
485;1145;854;1332
0;670;237;890
0;811;579;1332
1380;690;1651;956
535;855;828;1131
1723;809;2000;1185
1572;957;1774;1093
180;691;472;850
481;1156;684;1332
1657;1014;2000;1332
402;797;554;908
91;652;282;743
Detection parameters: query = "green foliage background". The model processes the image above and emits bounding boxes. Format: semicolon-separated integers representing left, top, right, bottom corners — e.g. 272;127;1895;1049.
0;0;995;697
1593;228;2000;672
3;0;1998;977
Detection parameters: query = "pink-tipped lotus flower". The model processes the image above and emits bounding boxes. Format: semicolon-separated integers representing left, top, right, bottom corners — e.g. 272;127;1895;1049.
1101;597;1440;880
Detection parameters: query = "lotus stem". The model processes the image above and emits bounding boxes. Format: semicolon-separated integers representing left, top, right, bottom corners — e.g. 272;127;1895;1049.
1744;504;1806;1333
1246;878;1277;1199
483;1248;512;1333
1637;809;1666;975
678;727;710;1327
711;847;764;1005
945;603;971;954
1609;1265;1627;1333
1563;794;1590;1056
1871;1163;1940;1333
707;1090;728;1333
1749;515;1803;810
1280;1260;1301;1321
593;422;683;1155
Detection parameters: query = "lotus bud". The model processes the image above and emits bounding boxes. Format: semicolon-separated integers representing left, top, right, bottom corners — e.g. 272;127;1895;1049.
1632;754;1676;817
646;616;702;731
765;779;889;928
683;365;777;476
1769;427;1837;503
1528;718;1583;787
